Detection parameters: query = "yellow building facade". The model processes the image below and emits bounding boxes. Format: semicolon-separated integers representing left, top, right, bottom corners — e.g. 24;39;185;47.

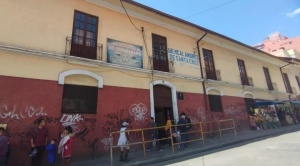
0;0;299;164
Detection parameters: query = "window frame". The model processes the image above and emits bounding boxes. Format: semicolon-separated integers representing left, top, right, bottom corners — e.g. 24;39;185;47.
203;49;217;80
70;10;99;59
296;76;300;90
237;59;249;86
263;67;274;90
61;84;98;114
152;34;169;72
208;95;223;112
283;73;292;93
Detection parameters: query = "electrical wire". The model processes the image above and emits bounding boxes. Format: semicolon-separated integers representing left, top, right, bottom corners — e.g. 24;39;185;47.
120;0;141;32
120;0;154;82
143;0;236;31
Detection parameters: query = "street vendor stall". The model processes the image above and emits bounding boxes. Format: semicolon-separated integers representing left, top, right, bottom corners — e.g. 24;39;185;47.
254;101;282;129
276;101;300;125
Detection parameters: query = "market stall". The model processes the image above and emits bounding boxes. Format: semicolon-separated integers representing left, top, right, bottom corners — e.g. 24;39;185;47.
253;101;282;129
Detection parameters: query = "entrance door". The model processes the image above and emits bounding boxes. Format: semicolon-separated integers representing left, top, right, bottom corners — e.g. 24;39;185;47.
153;85;173;144
244;98;255;115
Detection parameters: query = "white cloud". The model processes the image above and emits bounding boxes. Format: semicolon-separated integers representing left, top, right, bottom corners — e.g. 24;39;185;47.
286;8;300;17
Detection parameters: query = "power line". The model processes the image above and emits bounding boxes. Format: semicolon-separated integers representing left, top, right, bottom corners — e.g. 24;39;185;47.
120;0;141;31
183;0;236;20
144;0;236;31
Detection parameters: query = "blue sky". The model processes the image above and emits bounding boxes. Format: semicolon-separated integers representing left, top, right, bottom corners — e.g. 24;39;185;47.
133;0;300;46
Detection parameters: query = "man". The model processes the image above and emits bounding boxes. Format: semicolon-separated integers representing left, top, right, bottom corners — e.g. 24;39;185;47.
146;117;162;152
0;127;8;166
177;112;189;149
31;118;48;166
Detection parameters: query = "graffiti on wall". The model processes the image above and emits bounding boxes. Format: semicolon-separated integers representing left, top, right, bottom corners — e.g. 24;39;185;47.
129;103;147;123
101;137;110;151
184;107;207;122
0;104;47;120
223;103;248;131
102;109;133;135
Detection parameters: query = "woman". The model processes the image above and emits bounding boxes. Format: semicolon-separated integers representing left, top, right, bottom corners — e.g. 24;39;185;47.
58;126;74;166
117;122;130;162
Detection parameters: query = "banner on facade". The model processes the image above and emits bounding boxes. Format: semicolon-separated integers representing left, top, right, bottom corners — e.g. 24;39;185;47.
107;38;143;68
168;48;199;69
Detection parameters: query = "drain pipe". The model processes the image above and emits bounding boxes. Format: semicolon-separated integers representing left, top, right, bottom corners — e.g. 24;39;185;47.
196;32;208;112
280;63;292;100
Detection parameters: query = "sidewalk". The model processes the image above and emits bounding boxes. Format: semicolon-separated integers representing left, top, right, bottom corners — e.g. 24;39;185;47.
71;124;300;166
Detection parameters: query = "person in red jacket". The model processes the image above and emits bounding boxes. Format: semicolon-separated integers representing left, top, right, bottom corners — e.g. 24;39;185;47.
58;126;74;166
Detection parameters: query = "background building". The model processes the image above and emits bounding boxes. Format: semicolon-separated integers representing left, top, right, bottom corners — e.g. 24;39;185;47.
0;0;299;165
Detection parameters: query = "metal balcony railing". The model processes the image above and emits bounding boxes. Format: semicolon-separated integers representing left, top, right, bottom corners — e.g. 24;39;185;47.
65;36;103;61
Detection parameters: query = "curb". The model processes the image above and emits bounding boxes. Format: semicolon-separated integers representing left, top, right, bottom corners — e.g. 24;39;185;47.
127;126;300;166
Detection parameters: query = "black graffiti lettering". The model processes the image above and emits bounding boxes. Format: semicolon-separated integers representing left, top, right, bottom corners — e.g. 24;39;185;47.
76;125;89;141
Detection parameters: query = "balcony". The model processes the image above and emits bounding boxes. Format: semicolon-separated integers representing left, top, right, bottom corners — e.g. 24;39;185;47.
203;68;221;81
292;87;297;94
65;36;103;61
169;60;175;73
272;82;278;91
248;77;254;87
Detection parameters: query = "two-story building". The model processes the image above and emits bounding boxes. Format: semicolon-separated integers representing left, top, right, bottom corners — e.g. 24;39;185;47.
0;0;299;164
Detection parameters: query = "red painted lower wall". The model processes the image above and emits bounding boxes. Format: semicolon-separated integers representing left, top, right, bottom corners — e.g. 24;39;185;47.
0;76;250;165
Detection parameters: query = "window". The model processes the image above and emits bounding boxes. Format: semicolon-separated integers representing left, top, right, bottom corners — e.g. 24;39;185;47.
263;67;273;90
152;34;169;72
71;11;98;59
208;95;223;112
237;59;249;85
283;73;292;93
61;84;98;114
203;49;217;80
296;76;300;90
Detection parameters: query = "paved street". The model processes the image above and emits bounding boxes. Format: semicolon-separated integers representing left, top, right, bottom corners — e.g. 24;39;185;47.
145;131;300;166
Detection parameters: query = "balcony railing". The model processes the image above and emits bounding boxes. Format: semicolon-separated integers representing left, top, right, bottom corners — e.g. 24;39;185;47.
216;69;221;81
169;60;175;73
203;68;221;81
272;82;278;91
292;87;297;94
248;77;254;87
65;36;103;61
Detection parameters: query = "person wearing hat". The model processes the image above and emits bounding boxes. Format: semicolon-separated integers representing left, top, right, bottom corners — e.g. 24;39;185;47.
58;126;74;166
117;121;130;162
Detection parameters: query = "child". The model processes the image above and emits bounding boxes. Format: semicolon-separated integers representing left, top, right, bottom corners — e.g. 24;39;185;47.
46;139;57;166
58;126;74;166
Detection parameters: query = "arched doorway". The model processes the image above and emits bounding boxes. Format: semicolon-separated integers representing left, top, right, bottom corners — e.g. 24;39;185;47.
153;85;173;144
150;80;178;144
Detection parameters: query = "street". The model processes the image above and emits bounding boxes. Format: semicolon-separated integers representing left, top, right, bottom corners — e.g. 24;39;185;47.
146;131;300;166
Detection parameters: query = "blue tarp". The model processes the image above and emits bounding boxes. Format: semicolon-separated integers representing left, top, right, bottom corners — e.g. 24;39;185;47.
255;100;285;107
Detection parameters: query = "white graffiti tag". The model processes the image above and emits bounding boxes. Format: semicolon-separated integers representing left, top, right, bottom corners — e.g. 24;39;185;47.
101;137;110;151
60;114;83;126
0;104;47;119
129;103;147;122
197;107;207;121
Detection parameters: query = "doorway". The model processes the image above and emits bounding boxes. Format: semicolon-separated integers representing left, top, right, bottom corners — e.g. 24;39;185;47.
153;85;174;144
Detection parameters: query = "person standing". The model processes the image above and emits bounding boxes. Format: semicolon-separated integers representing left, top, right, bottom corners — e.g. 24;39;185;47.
31;118;48;166
58;126;74;166
117;122;130;162
164;116;172;145
177;113;189;149
0;127;8;166
146;117;162;152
